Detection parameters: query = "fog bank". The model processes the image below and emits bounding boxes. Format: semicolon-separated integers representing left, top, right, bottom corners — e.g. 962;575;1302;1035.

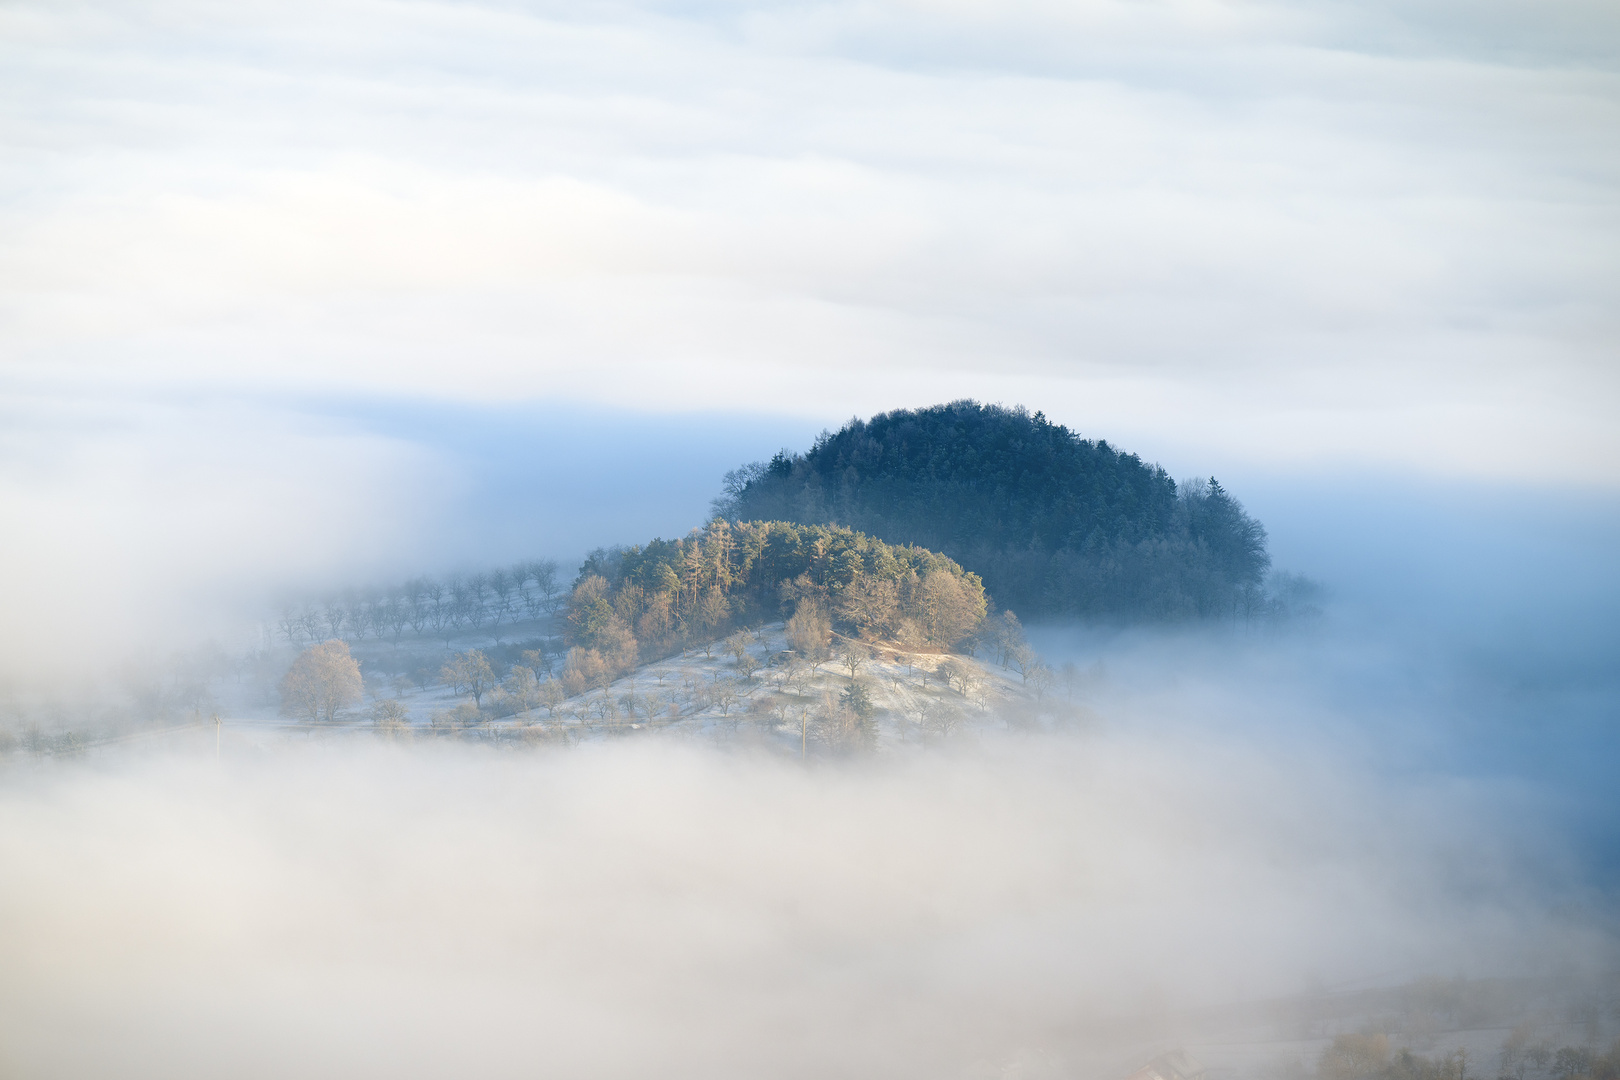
1;726;1612;1080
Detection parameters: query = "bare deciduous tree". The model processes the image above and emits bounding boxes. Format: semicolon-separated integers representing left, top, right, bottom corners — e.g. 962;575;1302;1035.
711;679;742;720
488;568;514;625
505;665;540;714
924;700;966;740
276;605;300;646
322;601;346;641
935;658;970;695
1029;662;1054;701
520;648;554;679
441;650;496;707
533;559;563;615
344;599;370;641
298;605;323;644
403;578;428;633
539;679;566;717
1007;642;1041;685
371;698;410;735
382;596;408;646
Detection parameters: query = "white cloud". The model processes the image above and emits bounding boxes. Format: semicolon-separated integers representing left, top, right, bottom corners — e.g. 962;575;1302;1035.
0;0;1616;478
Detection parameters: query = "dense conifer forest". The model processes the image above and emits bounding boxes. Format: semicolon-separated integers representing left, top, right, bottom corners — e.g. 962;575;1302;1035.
713;400;1278;620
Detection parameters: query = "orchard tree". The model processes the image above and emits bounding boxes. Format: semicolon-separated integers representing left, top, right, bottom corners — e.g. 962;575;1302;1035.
935;658;970;695
423;579;449;636
403;578;428;633
321;600;347;641
276;605;301;646
488;568;515;625
441;650;496;707
638;690;667;723
713;678;739;717
505;666;540;713
280;641;363;723
539;679;567;717
924;701;966;739
533;559;564;615
1029;662;1054;701
371;698;410;733
382;597;408;645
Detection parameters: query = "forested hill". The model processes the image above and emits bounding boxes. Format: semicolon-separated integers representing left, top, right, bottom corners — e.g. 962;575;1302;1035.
568;520;988;675
712;401;1273;620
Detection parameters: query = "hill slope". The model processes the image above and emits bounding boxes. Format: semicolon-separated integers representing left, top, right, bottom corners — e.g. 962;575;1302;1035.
714;400;1270;619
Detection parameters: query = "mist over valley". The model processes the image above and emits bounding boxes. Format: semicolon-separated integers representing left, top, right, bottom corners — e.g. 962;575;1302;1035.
3;0;1617;1073
3;400;1618;1079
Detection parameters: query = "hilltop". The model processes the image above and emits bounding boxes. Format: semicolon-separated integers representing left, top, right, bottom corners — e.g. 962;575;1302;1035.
714;400;1274;620
567;519;988;673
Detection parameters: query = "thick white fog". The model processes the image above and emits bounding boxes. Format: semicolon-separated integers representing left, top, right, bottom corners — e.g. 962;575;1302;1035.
2;719;1611;1080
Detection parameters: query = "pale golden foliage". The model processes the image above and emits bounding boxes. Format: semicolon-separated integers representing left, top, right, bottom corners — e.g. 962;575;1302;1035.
279;640;363;723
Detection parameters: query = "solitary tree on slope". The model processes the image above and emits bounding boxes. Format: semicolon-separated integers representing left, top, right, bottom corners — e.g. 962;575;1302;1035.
280;641;363;724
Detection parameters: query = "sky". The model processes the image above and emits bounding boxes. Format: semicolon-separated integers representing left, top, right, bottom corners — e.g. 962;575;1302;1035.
1;0;1617;657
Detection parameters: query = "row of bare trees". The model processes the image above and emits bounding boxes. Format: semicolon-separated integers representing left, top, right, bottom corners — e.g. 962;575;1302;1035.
273;560;564;648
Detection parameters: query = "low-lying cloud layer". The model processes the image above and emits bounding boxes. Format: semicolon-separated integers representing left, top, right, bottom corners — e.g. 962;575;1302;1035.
1;710;1611;1079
